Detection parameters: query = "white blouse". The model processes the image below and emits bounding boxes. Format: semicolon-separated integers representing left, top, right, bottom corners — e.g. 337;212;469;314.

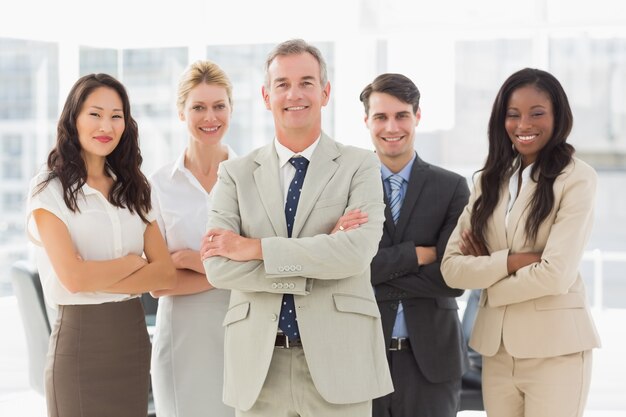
27;170;154;308
150;146;237;253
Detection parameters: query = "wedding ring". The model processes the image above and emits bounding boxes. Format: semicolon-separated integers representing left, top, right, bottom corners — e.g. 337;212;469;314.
208;235;214;242
339;225;345;231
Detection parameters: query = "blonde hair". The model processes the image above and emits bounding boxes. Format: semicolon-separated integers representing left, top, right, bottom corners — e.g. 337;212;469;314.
176;60;233;113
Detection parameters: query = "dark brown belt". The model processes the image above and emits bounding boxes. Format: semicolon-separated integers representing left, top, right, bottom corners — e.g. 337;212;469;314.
389;337;411;351
275;333;303;349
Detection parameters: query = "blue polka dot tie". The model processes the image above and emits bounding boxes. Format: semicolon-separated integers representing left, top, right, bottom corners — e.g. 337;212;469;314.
279;156;309;340
388;174;404;224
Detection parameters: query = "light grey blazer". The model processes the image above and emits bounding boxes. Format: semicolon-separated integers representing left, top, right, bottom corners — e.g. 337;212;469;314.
203;133;394;411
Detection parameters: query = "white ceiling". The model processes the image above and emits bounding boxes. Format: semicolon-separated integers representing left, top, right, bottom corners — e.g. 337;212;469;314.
2;0;625;48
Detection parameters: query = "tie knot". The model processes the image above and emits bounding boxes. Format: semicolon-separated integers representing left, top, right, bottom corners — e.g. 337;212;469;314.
388;174;403;191
289;156;309;170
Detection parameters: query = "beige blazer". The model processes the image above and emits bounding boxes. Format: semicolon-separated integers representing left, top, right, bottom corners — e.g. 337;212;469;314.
203;134;394;411
442;157;601;358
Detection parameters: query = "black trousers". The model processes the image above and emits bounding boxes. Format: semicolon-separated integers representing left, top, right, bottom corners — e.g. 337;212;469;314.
373;347;461;417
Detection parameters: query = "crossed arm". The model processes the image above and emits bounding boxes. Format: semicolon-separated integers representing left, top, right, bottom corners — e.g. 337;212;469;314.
33;208;175;294
201;209;368;269
201;155;384;293
372;177;469;300
460;229;541;275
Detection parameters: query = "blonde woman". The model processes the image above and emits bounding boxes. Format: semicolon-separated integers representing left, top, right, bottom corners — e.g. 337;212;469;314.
149;60;236;417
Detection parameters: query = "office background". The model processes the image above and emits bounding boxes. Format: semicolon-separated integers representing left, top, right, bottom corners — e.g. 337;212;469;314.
1;0;625;415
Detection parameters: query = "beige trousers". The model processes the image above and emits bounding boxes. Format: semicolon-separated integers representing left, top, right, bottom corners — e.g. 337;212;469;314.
482;343;592;417
236;347;371;417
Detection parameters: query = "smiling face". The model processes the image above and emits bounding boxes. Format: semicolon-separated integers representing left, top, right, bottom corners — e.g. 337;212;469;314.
180;82;231;146
76;86;124;164
365;92;420;171
262;52;330;148
505;84;555;168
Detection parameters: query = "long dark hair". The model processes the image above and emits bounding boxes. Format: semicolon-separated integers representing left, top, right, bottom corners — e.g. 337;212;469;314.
471;68;575;244
37;73;151;223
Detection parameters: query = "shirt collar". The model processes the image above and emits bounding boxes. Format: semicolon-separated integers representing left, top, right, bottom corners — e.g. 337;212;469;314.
274;136;321;168
169;151;187;178
81;169;118;195
510;158;533;183
381;152;416;183
169;145;236;178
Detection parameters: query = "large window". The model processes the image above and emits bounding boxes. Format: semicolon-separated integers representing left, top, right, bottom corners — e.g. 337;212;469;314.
2;34;626;296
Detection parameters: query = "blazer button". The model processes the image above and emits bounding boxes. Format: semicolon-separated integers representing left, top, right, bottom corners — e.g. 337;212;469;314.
391;304;398;311
270;314;278;321
278;266;285;272
296;265;302;271
288;283;295;289
271;283;278;289
277;283;284;289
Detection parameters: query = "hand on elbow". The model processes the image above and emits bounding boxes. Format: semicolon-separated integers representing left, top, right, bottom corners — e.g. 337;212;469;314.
331;209;368;234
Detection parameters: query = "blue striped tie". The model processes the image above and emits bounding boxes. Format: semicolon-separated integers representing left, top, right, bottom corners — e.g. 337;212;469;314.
388;174;404;224
279;156;309;340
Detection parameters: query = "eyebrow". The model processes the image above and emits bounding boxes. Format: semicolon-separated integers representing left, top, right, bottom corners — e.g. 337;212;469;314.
371;111;412;117
89;105;123;112
272;75;317;84
192;100;226;104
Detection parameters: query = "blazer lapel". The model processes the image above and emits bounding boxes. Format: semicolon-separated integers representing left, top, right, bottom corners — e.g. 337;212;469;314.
382;186;395;238
505;178;537;247
291;133;340;238
253;145;289;238
392;156;427;243
489;181;510;251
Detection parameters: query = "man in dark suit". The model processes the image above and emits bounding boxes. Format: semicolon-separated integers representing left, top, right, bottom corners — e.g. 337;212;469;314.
359;73;470;417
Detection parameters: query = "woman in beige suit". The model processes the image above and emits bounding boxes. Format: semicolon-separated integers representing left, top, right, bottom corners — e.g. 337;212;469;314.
442;68;601;417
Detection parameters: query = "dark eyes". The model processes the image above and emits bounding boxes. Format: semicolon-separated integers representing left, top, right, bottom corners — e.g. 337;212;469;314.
372;114;409;121
89;112;123;119
506;112;545;118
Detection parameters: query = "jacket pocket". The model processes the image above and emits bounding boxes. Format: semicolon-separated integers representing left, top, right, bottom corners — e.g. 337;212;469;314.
333;293;381;318
222;302;250;326
534;293;585;311
313;197;347;210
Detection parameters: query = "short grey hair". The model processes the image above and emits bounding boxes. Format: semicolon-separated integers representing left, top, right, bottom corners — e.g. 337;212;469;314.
264;39;328;88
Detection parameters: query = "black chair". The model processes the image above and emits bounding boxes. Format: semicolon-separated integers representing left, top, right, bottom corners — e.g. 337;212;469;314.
10;260;156;416
459;289;484;411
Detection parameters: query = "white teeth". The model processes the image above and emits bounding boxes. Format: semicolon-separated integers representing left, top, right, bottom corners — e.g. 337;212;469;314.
382;137;402;142
517;135;536;141
286;106;306;111
200;127;219;132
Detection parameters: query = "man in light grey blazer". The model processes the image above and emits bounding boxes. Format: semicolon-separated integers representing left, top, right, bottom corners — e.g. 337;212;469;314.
201;39;393;417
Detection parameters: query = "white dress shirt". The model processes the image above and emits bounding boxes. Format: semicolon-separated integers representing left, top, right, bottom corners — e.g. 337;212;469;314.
149;145;236;252
274;137;320;203
26;171;153;308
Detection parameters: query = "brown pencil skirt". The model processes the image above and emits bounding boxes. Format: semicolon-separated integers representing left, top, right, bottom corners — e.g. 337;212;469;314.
45;297;151;417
